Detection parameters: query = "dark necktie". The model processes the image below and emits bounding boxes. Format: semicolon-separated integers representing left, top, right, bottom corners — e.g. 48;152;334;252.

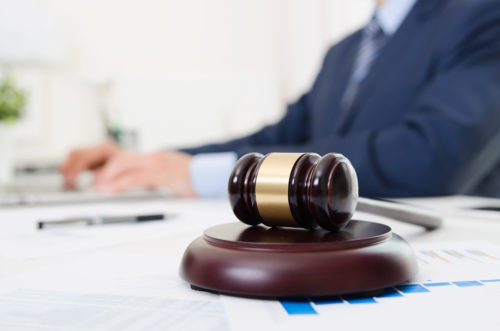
341;16;387;113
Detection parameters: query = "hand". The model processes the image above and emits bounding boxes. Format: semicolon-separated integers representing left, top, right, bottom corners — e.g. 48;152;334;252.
61;141;121;189
93;150;196;197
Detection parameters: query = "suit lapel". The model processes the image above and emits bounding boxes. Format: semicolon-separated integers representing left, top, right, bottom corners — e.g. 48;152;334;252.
314;31;362;134
335;0;446;134
326;32;362;120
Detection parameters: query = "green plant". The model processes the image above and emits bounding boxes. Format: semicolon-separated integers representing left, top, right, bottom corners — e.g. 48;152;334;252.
0;77;26;123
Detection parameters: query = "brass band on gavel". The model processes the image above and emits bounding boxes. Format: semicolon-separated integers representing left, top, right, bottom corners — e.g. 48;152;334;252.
228;152;359;231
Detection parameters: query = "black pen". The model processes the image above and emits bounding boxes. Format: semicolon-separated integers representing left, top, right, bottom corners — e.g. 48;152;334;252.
469;206;500;212
37;213;165;229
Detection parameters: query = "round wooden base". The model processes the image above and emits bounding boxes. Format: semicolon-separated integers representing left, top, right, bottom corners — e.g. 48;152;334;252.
180;221;418;297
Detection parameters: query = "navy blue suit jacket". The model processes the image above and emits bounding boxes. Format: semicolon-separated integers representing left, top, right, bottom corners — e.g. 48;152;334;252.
183;0;500;197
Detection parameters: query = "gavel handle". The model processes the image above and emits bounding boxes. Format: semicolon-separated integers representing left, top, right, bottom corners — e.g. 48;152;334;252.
356;197;443;230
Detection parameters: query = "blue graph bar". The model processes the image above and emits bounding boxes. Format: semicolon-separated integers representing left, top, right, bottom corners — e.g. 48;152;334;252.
280;299;317;315
480;279;500;283
342;296;377;304
280;278;500;315
376;287;403;298
423;282;451;287
452;281;483;287
396;284;430;293
311;296;344;305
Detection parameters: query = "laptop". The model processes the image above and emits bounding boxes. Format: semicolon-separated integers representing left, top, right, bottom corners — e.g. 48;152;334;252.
0;166;170;207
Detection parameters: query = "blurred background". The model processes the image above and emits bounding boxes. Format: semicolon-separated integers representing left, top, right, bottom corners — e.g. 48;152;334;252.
0;0;373;167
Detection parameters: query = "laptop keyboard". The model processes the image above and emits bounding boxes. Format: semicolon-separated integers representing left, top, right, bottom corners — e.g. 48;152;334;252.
0;172;169;206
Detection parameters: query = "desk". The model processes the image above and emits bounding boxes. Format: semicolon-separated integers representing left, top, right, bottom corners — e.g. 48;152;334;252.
0;196;499;330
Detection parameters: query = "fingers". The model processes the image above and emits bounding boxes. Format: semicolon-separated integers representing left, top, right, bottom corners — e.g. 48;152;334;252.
61;150;95;188
96;169;147;193
93;153;144;192
61;142;120;188
92;150;196;197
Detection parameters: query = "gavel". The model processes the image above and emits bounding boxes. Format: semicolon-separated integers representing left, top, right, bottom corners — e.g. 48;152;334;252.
228;152;442;231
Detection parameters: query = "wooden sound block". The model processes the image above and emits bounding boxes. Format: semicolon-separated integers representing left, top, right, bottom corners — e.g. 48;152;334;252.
180;221;418;297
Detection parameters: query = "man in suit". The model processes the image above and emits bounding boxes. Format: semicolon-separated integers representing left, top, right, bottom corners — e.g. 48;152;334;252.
62;0;500;198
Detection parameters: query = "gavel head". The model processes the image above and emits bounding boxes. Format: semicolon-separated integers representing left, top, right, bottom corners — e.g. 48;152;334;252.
228;153;359;231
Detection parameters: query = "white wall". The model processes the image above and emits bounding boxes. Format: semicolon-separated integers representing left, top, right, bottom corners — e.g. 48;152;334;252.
0;0;373;164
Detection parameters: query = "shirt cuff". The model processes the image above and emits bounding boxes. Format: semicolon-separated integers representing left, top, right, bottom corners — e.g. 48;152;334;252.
189;152;238;198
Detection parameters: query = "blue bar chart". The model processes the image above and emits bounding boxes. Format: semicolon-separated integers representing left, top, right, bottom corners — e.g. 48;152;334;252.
279;245;500;315
279;278;500;315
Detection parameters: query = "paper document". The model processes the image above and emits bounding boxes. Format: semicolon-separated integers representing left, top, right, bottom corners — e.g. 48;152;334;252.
0;221;182;259
0;289;228;331
0;199;231;260
0;249;229;331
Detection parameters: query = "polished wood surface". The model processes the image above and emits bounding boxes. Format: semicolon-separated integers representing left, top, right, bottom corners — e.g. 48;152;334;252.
228;153;263;226
180;221;418;297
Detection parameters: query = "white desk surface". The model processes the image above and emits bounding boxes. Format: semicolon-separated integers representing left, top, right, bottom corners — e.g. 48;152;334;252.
0;195;499;330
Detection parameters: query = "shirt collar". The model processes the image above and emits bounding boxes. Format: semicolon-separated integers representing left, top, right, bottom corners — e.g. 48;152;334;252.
376;0;417;36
